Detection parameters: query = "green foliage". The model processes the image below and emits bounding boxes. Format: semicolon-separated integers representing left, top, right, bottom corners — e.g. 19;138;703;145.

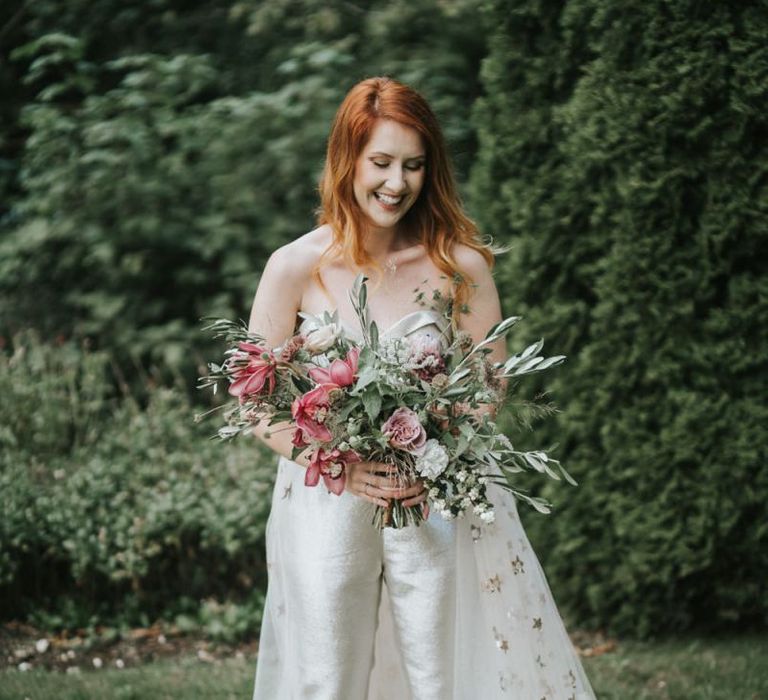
1;1;485;385
0;333;275;628
471;0;768;636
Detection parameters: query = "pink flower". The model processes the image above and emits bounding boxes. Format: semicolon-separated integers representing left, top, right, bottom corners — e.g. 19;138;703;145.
381;407;427;455
227;342;277;400
305;447;361;495
406;335;446;381
291;384;336;442
291;427;308;448
308;347;360;387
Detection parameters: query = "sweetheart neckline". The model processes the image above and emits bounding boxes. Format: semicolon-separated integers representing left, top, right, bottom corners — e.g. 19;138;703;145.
298;308;448;336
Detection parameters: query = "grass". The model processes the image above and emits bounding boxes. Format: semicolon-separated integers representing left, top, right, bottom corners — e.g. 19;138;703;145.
584;635;768;699
1;634;766;699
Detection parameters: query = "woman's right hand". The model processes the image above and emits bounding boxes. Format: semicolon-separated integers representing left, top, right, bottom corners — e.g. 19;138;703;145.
345;461;408;507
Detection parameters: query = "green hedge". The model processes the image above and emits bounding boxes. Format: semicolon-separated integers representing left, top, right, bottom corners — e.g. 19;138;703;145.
0;333;275;634
471;0;768;636
1;1;485;385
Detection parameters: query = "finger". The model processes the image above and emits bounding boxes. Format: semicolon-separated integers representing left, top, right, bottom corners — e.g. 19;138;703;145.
394;482;424;499
363;494;391;507
401;490;427;508
370;464;399;477
367;482;407;500
359;482;392;507
374;474;410;491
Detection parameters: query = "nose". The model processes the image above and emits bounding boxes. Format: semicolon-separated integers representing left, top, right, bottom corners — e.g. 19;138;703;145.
385;165;407;193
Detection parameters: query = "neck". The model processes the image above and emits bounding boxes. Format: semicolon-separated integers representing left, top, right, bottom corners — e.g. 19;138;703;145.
360;225;415;261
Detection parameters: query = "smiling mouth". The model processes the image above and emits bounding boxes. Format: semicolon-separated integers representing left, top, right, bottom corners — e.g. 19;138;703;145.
374;192;405;206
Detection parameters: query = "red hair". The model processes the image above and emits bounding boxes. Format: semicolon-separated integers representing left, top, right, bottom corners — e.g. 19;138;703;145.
315;76;493;318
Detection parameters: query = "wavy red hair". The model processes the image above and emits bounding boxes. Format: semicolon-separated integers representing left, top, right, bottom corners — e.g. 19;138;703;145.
315;76;493;318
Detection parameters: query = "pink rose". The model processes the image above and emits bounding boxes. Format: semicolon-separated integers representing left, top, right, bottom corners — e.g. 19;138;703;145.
227;342;277;400
305;447;361;495
291;384;336;442
381;407;427;455
309;347;360;387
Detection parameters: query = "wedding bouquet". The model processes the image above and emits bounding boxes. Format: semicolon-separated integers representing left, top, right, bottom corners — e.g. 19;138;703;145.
198;275;575;529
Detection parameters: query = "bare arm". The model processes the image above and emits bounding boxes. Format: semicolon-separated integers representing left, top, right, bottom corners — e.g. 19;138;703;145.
247;244;312;468
455;246;507;418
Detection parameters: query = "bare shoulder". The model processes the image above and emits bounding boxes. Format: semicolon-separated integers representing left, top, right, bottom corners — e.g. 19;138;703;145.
453;242;497;305
453;242;494;280
249;225;333;343
265;225;332;281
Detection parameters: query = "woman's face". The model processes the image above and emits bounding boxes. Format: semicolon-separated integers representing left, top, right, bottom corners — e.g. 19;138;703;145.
353;119;426;236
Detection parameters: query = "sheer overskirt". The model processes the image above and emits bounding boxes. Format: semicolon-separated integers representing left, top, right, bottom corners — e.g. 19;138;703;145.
252;310;595;698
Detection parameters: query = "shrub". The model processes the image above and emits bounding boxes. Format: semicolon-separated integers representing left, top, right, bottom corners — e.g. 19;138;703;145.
471;0;768;636
0;333;276;631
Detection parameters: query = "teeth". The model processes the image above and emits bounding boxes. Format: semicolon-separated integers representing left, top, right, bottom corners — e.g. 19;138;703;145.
375;192;403;205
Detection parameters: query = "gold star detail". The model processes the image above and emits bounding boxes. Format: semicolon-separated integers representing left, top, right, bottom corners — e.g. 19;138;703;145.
492;626;509;653
482;574;502;593
533;617;543;630
510;555;525;574
282;484;292;499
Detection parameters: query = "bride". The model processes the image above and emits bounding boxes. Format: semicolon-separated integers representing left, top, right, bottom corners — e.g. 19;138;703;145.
248;76;595;699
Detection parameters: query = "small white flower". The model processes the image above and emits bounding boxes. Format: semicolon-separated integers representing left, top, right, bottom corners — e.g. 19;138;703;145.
304;323;341;353
480;510;496;524
456;470;468;482
415;439;450;479
18;661;32;672
34;639;49;654
469;488;479;499
92;657;103;669
473;502;487;515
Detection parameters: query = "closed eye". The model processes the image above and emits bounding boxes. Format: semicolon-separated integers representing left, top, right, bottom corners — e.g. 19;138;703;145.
372;160;425;171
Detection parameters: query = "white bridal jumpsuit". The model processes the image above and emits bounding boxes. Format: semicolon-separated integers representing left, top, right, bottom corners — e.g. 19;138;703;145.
252;310;596;699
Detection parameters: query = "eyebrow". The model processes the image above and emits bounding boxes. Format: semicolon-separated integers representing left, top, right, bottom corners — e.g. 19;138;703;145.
369;151;426;160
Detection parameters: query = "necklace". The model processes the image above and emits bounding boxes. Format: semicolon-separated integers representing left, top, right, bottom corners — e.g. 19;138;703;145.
385;256;398;276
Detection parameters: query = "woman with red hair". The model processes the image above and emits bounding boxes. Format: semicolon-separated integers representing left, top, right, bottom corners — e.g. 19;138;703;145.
249;77;595;699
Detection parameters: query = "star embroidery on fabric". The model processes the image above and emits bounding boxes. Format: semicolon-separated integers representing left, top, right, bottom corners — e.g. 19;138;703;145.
482;574;502;593
533;617;543;630
536;653;546;668
510;555;525;575
566;669;577;688
282;483;292;499
471;524;483;542
492;626;509;653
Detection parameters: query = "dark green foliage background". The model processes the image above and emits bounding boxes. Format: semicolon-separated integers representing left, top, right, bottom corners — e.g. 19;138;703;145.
1;0;766;638
471;0;768;636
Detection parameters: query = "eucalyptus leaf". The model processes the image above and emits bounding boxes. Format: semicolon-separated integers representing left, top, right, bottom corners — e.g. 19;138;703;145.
362;388;382;422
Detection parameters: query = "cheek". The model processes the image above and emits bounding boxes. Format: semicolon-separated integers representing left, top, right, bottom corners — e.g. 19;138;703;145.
411;171;426;197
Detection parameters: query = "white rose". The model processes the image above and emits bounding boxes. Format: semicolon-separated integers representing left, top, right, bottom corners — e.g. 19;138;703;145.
415;439;450;479
304;323;341;353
